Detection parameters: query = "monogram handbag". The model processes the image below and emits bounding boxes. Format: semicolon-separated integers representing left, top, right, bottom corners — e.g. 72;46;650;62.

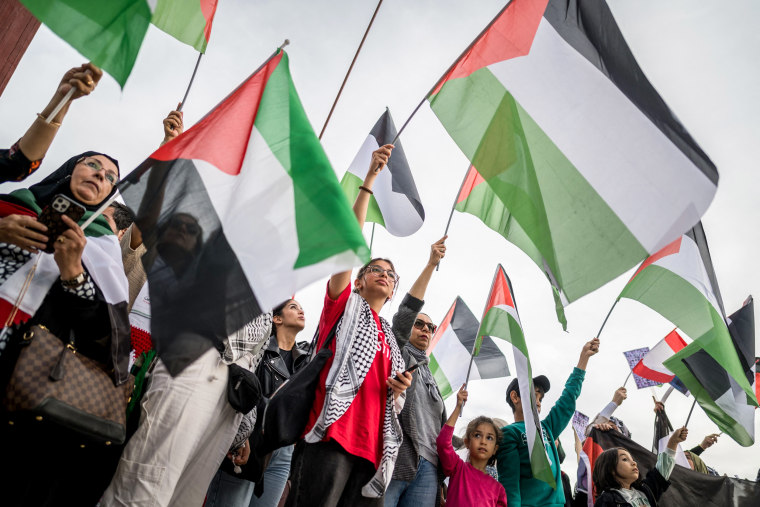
3;325;134;445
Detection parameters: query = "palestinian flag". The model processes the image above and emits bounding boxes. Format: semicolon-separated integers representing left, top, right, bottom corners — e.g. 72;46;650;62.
632;329;688;384
433;0;717;326
619;222;755;403
120;49;369;375
586;428;760;506
664;298;756;446
151;0;218;53
428;296;508;399
478;264;554;487
340;109;424;237
20;0;218;86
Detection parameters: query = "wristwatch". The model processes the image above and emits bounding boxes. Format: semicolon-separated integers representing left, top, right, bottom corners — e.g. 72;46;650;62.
60;272;86;288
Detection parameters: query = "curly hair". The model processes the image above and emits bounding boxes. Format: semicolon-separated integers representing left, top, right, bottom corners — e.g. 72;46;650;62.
464;416;503;466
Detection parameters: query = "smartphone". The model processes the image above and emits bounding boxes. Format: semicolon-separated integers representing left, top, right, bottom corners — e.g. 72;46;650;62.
394;363;420;382
38;194;86;253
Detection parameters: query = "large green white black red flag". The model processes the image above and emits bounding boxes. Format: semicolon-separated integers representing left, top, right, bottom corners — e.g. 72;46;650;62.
437;0;718;327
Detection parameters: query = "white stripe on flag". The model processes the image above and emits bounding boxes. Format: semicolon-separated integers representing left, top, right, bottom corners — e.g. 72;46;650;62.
434;326;481;390
489;18;715;253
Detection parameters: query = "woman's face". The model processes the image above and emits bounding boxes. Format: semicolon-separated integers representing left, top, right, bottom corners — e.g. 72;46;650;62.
275;300;306;331
161;214;201;253
70;155;118;205
355;260;397;300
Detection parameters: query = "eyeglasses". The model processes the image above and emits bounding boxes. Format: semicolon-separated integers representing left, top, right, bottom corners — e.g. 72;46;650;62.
167;216;201;235
413;319;436;333
365;264;399;284
78;157;119;186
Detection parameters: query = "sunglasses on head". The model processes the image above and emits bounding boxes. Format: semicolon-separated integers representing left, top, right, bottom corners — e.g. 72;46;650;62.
413;319;436;333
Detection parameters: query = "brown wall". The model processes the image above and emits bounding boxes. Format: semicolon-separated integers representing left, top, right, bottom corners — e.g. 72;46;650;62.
0;0;40;97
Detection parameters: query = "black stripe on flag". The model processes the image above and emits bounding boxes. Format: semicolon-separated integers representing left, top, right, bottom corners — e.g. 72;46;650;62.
451;296;509;379
542;0;718;185
682;349;731;403
727;297;755;386
123;158;262;375
369;109;425;220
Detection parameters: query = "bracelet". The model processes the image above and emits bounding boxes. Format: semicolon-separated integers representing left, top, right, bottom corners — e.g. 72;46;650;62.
36;113;62;127
60;272;86;288
358;185;374;195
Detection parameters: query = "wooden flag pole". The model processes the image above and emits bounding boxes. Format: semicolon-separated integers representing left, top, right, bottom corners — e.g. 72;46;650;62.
318;0;384;140
622;370;633;389
178;52;204;112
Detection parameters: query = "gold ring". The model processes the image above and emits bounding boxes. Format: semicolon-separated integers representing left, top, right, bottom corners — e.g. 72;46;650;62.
87;80;93;86
57;237;65;243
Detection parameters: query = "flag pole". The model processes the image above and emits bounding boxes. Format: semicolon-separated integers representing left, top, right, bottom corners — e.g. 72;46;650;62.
596;298;620;339
684;398;698;427
118;40;290;190
43;65;97;123
318;0;385;140
369;223;376;254
437;163;470;271
622;370;633;389
178;52;204;112
393;0;516;143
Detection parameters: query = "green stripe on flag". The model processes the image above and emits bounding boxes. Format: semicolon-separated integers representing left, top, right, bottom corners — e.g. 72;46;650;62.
430;354;453;399
253;52;369;269
664;343;754;446
339;172;385;228
477;306;526;356
21;0;152;87
152;0;211;52
530;435;556;485
433;67;645;303
621;265;755;400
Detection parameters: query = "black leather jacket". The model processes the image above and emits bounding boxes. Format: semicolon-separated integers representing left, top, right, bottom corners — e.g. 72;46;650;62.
256;335;310;398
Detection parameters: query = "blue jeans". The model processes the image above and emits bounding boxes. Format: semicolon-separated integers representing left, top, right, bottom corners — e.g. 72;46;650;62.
383;457;437;507
205;445;294;507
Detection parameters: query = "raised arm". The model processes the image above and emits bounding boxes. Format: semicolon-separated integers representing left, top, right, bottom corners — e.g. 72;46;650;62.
327;144;393;299
391;236;447;346
19;64;102;162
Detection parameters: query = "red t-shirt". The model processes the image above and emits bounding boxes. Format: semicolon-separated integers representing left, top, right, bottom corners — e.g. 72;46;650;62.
304;283;392;467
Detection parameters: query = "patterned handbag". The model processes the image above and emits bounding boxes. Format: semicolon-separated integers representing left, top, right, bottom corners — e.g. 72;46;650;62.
3;325;133;445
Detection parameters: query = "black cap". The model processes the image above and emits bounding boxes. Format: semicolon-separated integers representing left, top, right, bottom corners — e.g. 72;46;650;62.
506;375;551;410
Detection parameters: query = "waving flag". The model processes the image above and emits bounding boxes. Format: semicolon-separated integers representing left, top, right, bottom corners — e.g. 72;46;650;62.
434;0;717;326
21;0;219;86
632;330;688;384
664;298;756;446
428;296;508;399
120;49;368;374
478;264;554;487
619;223;754;402
340;109;424;237
622;347;660;389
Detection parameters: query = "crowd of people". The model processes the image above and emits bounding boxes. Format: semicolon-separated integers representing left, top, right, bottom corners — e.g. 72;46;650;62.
0;64;753;507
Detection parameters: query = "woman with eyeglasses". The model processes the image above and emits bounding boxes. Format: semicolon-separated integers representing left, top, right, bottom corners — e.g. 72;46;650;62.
286;145;413;507
385;237;448;507
1;63;102;184
0;149;131;506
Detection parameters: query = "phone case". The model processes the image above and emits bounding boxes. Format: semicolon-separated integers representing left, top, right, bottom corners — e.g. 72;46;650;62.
38;195;86;253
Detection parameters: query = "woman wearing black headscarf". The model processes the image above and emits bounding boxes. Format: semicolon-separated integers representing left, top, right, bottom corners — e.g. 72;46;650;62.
0;152;131;506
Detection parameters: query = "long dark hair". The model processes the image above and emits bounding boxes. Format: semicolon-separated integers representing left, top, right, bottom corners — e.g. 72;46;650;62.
271;298;296;336
592;447;642;494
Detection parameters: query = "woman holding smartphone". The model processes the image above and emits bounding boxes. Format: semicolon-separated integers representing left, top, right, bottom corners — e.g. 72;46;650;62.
0;150;130;506
285;145;413;507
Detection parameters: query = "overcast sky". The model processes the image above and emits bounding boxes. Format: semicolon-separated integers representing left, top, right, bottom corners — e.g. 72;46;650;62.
1;0;758;483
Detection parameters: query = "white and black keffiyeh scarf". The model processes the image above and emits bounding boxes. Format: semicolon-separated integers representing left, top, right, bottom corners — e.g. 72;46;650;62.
305;291;406;498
